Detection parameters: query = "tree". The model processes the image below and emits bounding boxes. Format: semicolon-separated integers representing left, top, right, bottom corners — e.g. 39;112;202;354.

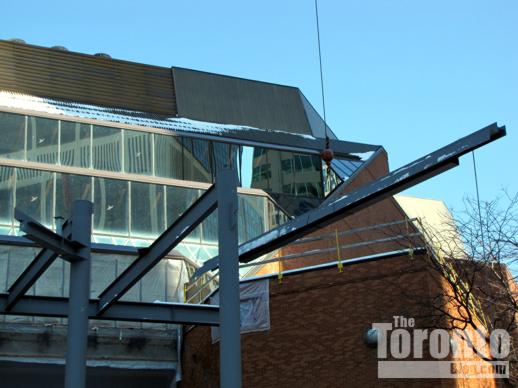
393;192;518;384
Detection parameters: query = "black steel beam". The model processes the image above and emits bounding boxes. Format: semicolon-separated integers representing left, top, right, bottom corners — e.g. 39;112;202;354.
97;184;218;314
15;209;84;261
0;235;153;256
173;125;381;160
5;222;73;311
0;294;219;326
195;123;506;277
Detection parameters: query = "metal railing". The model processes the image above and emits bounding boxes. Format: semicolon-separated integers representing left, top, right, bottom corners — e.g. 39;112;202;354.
184;215;494;333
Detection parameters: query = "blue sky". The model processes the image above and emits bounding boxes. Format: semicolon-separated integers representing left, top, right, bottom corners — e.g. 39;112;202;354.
2;0;516;213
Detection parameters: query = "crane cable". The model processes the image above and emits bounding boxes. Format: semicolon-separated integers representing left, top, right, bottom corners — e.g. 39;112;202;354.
314;0;335;189
315;0;328;145
471;151;486;259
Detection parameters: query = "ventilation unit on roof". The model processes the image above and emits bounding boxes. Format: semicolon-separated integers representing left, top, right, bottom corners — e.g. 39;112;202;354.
9;38;26;44
94;53;111;58
51;45;68;51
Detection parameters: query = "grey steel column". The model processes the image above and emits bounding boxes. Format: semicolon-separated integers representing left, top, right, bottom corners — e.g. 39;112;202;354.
217;169;241;388
64;200;93;388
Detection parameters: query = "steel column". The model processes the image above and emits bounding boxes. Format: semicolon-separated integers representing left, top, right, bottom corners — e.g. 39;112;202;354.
64;200;93;388
217;169;242;388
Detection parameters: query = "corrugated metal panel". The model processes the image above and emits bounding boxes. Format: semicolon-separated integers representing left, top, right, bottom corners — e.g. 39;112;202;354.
0;40;177;116
172;67;312;135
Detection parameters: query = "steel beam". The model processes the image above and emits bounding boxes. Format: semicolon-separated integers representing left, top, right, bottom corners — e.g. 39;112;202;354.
97;184;218;314
173;125;380;161
64;201;92;388
0;294;219;325
5;222;73;311
195;123;506;277
15;209;84;261
0;235;157;256
217;169;242;388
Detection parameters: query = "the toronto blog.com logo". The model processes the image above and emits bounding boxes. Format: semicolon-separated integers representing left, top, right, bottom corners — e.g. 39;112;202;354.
368;315;509;379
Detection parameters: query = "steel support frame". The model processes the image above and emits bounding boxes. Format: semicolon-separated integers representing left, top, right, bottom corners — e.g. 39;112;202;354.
97;184;218;314
195;123;506;276
15;209;84;261
0;294;219;325
217;169;242;388
0;122;505;388
14;201;94;388
64;201;92;388
5;222;73;310
171;125;381;160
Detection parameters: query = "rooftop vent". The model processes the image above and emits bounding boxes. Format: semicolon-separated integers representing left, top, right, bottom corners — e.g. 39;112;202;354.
51;45;69;51
94;53;111;59
9;38;26;44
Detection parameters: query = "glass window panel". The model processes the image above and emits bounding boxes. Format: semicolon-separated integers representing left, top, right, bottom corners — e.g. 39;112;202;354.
183;138;211;183
55;173;92;220
251;148;323;201
0;112;25;160
212;141;228;173
93;177;128;235
131;182;165;237
15;168;54;228
201;211;218;244
0;167;15;226
154;133;183;179
27;116;59;164
60;121;91;168
212;142;240;179
125;130;152;175
196;248;213;262
166;186;201;241
239;195;266;243
92;125;122;172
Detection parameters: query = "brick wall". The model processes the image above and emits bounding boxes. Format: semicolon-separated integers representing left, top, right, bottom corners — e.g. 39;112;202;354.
181;255;457;387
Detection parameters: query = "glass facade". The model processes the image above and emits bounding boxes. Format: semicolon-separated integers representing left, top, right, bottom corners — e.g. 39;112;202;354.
0;110;297;265
0;164;287;260
0;110;365;263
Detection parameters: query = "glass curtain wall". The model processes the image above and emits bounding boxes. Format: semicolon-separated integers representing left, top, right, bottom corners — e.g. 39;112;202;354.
0;111;348;202
0;110;374;260
0;165;287;263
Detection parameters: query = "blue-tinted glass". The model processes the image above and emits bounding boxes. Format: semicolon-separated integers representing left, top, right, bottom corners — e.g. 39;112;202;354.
60;121;91;168
55;173;92;220
238;195;266;243
16;168;54;228
92;125;122;172
166;186;201;241
252;149;323;199
0;112;25;160
131;182;165;237
202;211;218;244
0;167;15;226
125;130;152;175
94;177;128;235
27;116;59;164
212;142;240;178
183;138;211;183
154;133;183;179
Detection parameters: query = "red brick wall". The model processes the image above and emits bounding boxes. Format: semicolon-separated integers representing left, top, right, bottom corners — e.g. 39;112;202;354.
181;255;460;388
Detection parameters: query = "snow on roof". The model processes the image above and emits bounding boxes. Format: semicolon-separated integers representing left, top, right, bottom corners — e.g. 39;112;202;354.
0;90;317;140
